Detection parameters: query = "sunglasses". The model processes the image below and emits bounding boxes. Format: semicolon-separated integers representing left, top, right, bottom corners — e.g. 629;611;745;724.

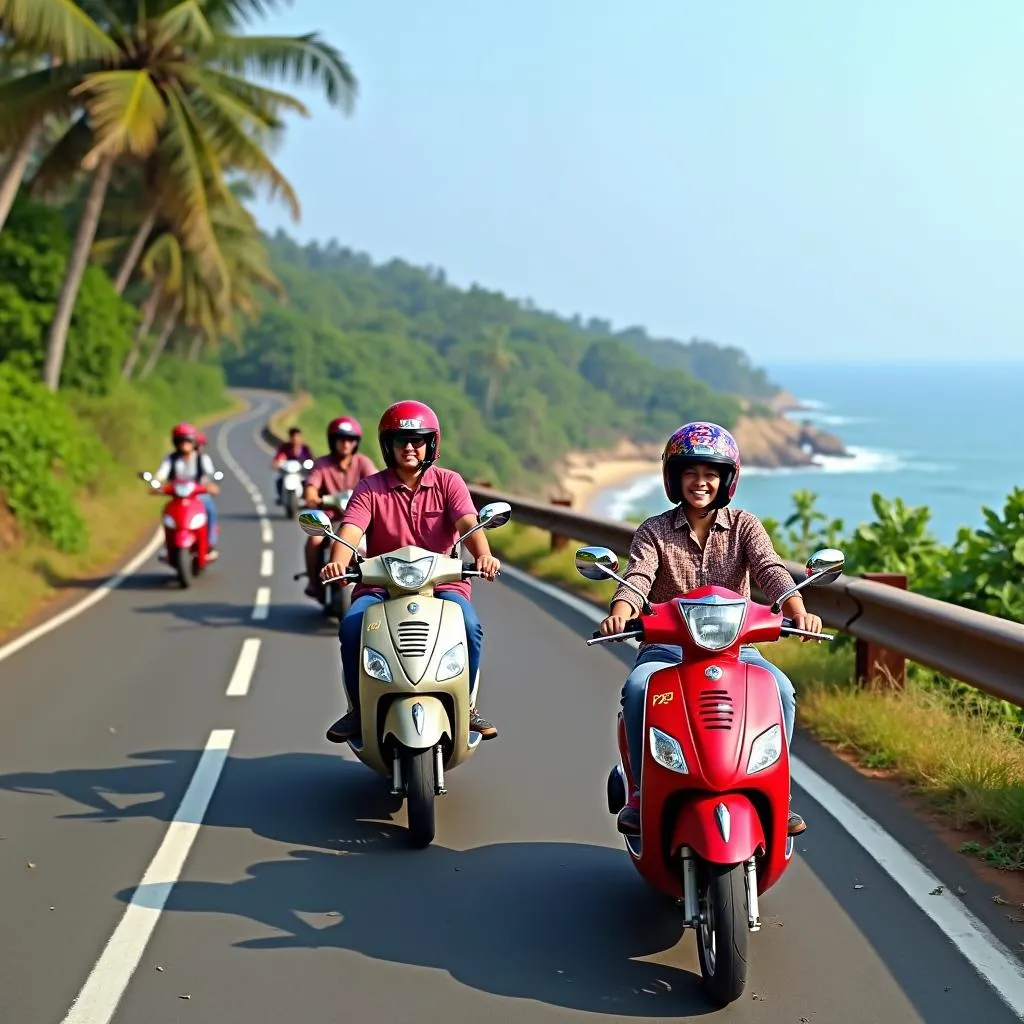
393;434;429;450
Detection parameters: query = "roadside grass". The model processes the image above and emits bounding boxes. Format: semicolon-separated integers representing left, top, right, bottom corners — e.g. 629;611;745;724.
491;522;1024;871
0;391;243;640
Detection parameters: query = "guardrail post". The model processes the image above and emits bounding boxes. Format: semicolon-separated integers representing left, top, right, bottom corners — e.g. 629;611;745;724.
855;573;908;689
549;495;573;551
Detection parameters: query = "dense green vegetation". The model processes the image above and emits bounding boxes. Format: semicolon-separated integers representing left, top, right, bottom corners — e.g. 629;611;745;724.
223;233;771;488
0;0;355;629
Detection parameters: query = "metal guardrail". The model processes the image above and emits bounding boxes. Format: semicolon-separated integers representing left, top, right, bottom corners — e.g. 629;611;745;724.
263;418;1024;704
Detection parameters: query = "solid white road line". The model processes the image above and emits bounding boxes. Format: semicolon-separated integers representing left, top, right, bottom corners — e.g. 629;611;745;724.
226;638;261;697
251;587;271;621
60;729;235;1024
500;562;1024;1018
0;529;163;667
260;549;274;577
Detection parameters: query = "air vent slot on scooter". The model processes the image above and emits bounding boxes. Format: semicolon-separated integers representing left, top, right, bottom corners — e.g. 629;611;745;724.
697;689;734;730
395;620;431;658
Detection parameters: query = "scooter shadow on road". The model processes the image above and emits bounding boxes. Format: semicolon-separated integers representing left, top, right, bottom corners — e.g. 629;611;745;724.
130;597;337;636
0;748;716;1016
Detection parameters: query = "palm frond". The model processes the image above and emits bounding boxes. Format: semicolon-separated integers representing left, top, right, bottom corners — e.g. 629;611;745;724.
209;32;357;113
0;62;95;151
0;0;119;63
28;112;92;197
152;0;214;51
73;68;166;168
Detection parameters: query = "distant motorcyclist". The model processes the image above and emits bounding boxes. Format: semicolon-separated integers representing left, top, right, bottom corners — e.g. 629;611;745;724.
319;400;501;744
153;422;221;553
272;427;314;506
301;416;376;599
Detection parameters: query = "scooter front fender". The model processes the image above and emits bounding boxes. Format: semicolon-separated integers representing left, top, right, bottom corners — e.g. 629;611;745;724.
669;792;766;864
382;696;449;750
170;529;196;549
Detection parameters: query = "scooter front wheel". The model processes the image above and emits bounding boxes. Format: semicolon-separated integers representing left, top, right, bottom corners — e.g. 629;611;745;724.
695;861;748;1005
171;547;192;588
283;490;298;519
402;747;436;849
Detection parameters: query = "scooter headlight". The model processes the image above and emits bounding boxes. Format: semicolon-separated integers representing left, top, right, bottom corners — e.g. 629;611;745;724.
746;724;782;775
282;459;302;473
173;481;196;498
362;646;392;683
436;643;466;682
187;512;207;530
677;598;746;651
649;727;689;774
383;555;434;590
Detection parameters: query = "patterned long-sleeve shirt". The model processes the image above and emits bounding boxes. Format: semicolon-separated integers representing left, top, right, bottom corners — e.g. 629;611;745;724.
611;506;796;627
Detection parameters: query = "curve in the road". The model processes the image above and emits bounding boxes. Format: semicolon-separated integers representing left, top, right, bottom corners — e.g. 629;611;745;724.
0;389;1022;1024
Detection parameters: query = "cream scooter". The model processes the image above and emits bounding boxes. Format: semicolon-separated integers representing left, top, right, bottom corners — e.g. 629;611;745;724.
298;501;512;848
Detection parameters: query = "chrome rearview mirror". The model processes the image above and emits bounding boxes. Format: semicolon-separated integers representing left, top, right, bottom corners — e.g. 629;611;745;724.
805;547;845;585
575;545;653;615
771;546;846;612
457;502;513;546
575;545;620;581
212;470;224;481
298;509;333;538
479;501;512;529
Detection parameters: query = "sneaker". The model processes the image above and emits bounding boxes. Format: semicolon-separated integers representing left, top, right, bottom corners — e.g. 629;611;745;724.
326;710;360;744
617;794;641;835
469;708;497;740
788;810;807;835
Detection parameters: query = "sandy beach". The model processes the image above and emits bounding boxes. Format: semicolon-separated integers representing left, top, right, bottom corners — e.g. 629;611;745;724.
558;447;661;516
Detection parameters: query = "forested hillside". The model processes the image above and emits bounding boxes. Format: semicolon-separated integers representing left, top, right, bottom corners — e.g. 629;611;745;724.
224;233;777;487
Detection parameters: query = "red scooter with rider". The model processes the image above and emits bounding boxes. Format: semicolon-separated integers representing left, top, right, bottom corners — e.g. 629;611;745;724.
577;421;844;1006
140;422;223;588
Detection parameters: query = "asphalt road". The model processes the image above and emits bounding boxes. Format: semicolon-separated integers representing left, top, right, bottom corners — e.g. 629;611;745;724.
1;391;1021;1024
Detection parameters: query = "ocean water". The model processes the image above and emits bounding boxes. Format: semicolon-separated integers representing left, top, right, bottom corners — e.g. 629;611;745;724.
597;362;1024;543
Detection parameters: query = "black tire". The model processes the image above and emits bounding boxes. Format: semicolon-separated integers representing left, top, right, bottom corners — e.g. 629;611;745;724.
172;547;192;588
695;861;749;1005
403;747;436;849
283;490;298;519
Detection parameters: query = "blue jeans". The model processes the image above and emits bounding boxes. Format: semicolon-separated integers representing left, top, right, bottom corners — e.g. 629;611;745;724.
199;494;219;546
621;644;796;784
339;591;484;711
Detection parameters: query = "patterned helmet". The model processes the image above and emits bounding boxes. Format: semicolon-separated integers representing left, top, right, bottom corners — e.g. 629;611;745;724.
662;421;741;509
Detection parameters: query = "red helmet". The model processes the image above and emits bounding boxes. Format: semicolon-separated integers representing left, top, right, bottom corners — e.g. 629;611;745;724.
378;400;440;470
662;421;741;509
327;416;362;451
195;431;208;447
171;421;197;444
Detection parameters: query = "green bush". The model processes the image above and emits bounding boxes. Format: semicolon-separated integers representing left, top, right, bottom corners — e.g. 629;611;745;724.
0;366;110;552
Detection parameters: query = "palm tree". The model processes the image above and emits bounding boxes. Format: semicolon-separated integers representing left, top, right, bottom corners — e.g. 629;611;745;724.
131;182;283;378
0;0;356;390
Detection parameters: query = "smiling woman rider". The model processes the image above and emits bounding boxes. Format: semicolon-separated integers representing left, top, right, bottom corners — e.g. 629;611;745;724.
596;421;824;838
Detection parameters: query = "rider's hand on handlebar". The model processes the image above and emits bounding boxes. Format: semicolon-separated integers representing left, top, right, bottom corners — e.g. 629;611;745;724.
320;561;351;585
792;611;824;642
475;554;501;581
599;614;631;641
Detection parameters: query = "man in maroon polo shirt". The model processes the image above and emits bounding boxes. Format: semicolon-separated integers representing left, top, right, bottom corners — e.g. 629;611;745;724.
301;416;377;599
320;400;502;743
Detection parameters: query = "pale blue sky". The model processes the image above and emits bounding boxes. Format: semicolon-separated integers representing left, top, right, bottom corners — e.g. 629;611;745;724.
248;1;1024;364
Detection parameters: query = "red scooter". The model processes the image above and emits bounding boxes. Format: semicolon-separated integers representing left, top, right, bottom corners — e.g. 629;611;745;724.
575;544;844;1006
139;470;224;588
